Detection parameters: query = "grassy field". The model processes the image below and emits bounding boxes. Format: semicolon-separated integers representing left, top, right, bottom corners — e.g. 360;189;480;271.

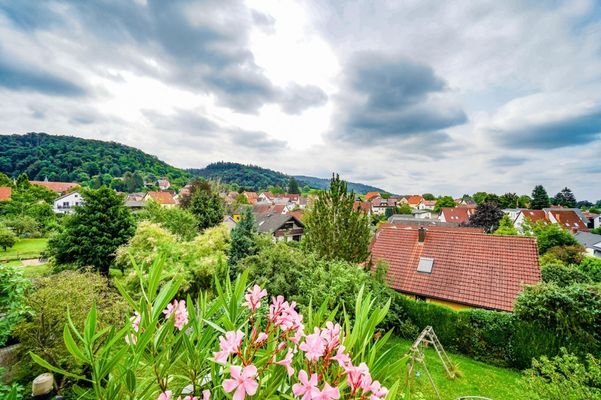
0;238;49;261
387;337;527;400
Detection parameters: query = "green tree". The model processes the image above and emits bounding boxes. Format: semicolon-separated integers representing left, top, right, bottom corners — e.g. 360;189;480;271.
578;257;601;283
554;187;577;208
140;201;198;240
228;207;258;276
422;193;435;200
541;263;591;286
0;226;17;251
498;193;520;209
472;192;489;205
0;215;39;237
180;179;224;231
433;196;455;213
494;214;518;235
303;174;370;263
123;171;144;192
287;177;300;194
532;223;579;254
531;185;550;210
15;173;30;189
0;172;13;187
0;266;31;346
48;187;135;275
469;201;504;233
518;195;532;208
398;204;412;214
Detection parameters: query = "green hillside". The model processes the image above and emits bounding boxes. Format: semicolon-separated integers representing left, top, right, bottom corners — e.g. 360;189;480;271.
0;132;190;188
294;175;386;195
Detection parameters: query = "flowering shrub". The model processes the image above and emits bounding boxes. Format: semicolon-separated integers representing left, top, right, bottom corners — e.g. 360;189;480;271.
31;259;404;400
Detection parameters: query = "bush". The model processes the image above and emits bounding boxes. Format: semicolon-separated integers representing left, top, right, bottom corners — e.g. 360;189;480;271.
0;226;17;251
543;245;585;265
579;257;601;283
532;223;579;254
0;266;31;346
139;201;198;241
522;349;601;399
14;271;127;382
0;216;40;238
541;263;591;286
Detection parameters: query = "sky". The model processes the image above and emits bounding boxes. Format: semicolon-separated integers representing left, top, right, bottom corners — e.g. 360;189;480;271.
1;0;600;200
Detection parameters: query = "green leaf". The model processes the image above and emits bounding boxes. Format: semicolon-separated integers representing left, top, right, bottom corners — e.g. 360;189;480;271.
29;352;89;381
84;303;97;344
63;325;87;363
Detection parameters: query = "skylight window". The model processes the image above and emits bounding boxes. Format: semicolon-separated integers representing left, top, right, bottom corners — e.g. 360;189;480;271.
417;257;434;273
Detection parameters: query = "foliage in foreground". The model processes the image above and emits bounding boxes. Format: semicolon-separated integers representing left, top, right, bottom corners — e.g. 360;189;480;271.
31;260;403;400
523;349;601;400
0;266;31;346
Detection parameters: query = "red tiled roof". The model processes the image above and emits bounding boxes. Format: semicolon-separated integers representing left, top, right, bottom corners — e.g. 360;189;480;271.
0;186;11;201
244;192;258;204
31;181;79;193
370;225;541;311
520;210;549;224
377;223;484;233
407;195;424;205
146;191;176;205
440;207;474;224
354;201;371;213
548;210;588;231
365;192;380;201
288;210;304;221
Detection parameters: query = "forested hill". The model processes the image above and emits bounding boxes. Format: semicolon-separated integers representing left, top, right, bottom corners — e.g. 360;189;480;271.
0;133;189;186
188;162;387;194
293;175;385;194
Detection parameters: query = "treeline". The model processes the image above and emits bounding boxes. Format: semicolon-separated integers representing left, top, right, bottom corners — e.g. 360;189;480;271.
0;133;190;189
188;162;293;191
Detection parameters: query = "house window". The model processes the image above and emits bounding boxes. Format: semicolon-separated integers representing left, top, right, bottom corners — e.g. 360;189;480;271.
63;202;69;207
416;295;427;302
292;235;301;241
417;257;434;273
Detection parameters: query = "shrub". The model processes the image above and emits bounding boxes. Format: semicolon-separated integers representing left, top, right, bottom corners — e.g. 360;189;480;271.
579;257;601;283
139;201;198;241
14;271;127;382
532;223;579;254
522;349;601;399
31;263;404;399
0;266;31;346
543;245;585;265
541;263;592;286
0;226;17;251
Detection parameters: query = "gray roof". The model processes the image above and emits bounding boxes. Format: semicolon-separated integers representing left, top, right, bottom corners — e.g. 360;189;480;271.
125;200;146;208
256;213;303;234
574;232;601;250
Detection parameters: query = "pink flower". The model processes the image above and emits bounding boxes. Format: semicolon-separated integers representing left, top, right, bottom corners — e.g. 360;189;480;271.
202;390;210;400
254;332;268;345
158;391;172;400
275;349;295;376
345;363;370;393
243;285;267;312
269;296;303;332
332;345;351;369
213;330;244;363
367;380;388;400
222;365;259;400
292;370;318;400
177;396;197;400
131;311;141;332
320;322;341;352
163;300;189;331
299;327;325;362
312;383;340;400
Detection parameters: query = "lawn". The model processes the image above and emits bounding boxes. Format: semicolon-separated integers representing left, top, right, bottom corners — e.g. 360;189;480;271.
387;337;527;400
0;238;49;261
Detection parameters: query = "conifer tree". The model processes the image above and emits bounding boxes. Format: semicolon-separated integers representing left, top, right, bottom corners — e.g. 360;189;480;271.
180;179;224;231
303;174;370;263
554;187;577;208
531;185;550;210
228;207;257;277
287;177;300;194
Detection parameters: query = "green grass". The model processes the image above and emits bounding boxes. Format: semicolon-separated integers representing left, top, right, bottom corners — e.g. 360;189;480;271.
16;263;51;278
0;238;49;260
387;337;527;400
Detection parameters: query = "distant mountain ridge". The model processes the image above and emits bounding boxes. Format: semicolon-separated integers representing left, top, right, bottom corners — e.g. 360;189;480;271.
293;175;386;195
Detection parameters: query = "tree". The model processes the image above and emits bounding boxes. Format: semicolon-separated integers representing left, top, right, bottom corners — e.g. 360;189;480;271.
494;214;518;235
15;173;30;189
48;187;135;275
433;196;455;213
123;171;144;193
303;174;370;263
228;207;258;276
472;192;489;205
422;193;435;200
0;226;17;251
0;172;13;187
532;223;579;254
531;185;550;210
180;179;224;231
518;195;531;208
287;177;300;194
554;187;577;208
541;263;591;286
141;201;198;240
498;193;520;209
398;204;412;214
468;201;504;233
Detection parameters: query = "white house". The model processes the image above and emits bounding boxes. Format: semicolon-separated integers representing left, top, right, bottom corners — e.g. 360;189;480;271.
53;191;83;214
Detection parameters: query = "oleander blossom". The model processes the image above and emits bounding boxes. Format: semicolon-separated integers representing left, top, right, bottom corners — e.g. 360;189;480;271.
214;330;244;363
124;311;142;345
243;285;267;312
292;370;319;400
275;348;295;376
313;383;340;400
163;299;189;331
299;327;326;362
223;365;259;400
269;296;303;332
157;391;172;400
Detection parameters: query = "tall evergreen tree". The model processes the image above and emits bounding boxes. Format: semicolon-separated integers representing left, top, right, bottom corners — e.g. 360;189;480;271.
228;207;257;277
531;185;550;210
15;173;30;189
48;186;135;275
287;177;300;194
554;187;577;208
303;174;370;263
180;179;224;231
468;201;504;233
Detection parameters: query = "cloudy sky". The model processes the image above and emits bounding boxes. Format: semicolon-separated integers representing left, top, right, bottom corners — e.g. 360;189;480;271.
1;0;601;200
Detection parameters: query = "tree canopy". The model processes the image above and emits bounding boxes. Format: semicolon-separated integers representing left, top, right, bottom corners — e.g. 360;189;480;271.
180;179;224;231
469;201;504;233
531;185;550;210
553;187;577;208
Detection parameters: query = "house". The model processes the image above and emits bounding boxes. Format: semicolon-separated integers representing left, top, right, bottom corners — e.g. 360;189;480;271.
144;191;177;208
157;179;171;190
438;207;474;225
126;192;147;202
365;192;380;202
513;210;549;232
244;192;258;204
124;200;146;211
412;209;432;219
583;212;600;229
371;197;398;215
258;192;275;203
53;191;83;214
288;210;304;222
0;186;11;202
31;180;79;195
502;208;524;222
223;215;238;232
370;225;541;311
406;195;424;209
354;200;372;215
421;200;436;210
256;213;304;242
253;204;289;215
545;209;588;232
574;232;601;258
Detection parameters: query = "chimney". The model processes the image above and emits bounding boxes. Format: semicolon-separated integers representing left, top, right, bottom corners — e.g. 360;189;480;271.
418;226;426;243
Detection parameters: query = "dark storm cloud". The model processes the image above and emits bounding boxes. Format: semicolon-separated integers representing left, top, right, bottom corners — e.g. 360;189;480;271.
0;0;325;114
329;52;466;145
491;108;601;149
143;108;286;151
489;155;529;167
0;57;85;97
